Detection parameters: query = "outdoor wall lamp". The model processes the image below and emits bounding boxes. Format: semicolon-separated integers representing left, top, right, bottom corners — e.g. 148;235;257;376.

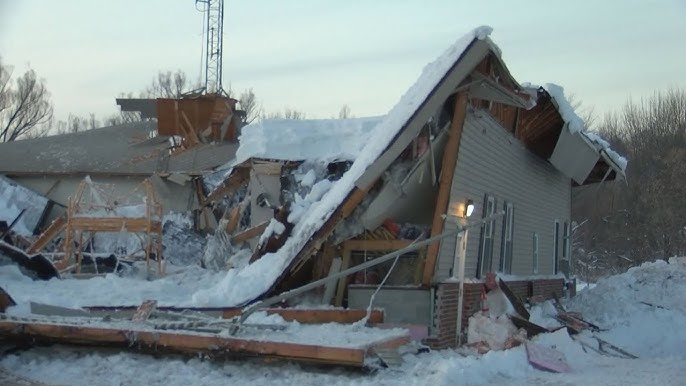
464;199;475;218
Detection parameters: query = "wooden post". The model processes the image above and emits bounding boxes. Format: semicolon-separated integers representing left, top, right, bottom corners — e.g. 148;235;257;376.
421;92;468;286
334;248;352;307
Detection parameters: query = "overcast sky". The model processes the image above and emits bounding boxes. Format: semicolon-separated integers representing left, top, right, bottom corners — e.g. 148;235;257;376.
1;0;685;124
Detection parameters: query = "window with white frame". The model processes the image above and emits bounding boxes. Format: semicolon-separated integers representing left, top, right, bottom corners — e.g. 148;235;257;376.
563;221;570;260
478;195;496;277
499;202;514;274
553;220;560;275
532;233;539;274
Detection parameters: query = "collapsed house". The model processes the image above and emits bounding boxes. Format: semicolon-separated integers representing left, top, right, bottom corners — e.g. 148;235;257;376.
201;26;626;348
0;26;628;356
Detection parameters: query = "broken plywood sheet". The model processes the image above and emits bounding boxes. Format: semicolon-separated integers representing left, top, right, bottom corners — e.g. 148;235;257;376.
0;314;408;367
131;300;158;322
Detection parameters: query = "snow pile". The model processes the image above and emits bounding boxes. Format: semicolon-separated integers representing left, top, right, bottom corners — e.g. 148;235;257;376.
0;263;230;311
234;116;383;164
191;26;495;308
3;256;686;384
567;256;686;359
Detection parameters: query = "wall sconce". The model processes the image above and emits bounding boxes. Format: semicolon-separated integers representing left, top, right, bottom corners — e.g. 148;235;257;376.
464;199;475;218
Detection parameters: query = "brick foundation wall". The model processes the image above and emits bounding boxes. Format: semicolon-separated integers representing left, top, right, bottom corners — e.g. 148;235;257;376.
423;278;564;349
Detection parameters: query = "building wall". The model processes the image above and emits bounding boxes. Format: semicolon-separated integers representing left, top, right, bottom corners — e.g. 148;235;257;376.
423;278;565;349
435;110;571;281
347;286;431;325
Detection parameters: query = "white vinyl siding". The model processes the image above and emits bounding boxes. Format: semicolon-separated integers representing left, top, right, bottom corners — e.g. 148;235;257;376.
435;110;571;281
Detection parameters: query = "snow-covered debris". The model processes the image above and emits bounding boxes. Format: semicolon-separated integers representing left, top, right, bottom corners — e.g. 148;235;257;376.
567;256;686;358
0;176;49;236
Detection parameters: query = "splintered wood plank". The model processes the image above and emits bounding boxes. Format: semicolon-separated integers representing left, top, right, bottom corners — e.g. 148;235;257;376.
231;221;269;244
131;300;158;323
422;92;468;286
0;319;367;367
499;279;530;320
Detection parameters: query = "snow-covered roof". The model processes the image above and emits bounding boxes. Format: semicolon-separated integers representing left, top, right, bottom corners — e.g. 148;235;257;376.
234;116;384;164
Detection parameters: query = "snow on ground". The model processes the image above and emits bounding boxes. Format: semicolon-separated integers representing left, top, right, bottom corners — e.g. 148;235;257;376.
2;256;686;385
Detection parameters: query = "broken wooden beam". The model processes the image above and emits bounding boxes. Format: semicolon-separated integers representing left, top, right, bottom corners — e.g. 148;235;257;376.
231;221;269;244
499;279;530;320
0;317;407;367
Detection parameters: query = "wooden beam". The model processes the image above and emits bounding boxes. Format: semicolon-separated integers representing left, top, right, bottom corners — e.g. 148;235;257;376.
68;217;162;233
231;221;269;244
0;319;370;367
222;308;384;324
422;92;468;286
342;239;413;252
289;186;371;275
205;168;250;204
27;215;66;254
335;248;352;307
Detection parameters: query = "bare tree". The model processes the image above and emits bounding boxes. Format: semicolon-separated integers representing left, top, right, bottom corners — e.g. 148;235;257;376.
238;88;260;124
263;108;306;120
143;70;192;99
573;88;686;271
338;104;352;119
0;60;53;142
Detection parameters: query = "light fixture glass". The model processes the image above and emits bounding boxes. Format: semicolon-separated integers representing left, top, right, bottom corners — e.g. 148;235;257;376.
465;199;475;217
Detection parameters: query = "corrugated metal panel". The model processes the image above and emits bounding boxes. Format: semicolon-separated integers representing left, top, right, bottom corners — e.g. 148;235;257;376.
435;110;570;281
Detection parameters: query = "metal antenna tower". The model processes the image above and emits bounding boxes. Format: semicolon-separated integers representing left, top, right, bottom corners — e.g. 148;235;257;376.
196;0;224;95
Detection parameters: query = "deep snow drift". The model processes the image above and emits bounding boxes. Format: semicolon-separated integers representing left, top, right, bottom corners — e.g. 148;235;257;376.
2;257;685;385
